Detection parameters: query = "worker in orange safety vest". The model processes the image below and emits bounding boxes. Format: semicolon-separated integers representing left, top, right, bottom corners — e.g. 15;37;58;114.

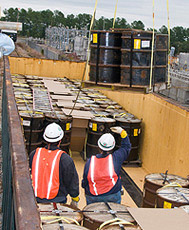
29;122;79;206
82;126;131;204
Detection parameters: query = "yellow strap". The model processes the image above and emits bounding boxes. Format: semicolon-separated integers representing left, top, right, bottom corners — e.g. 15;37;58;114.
16;100;30;103
98;218;133;230
112;0;118;29
94;114;106;117
69;0;98;114
41;216;80;225
167;0;171;88
149;0;155;92
19;110;43;115
106;105;115;109
85;0;98;81
88;93;99;96
113;113;127;118
95;98;108;101
161;182;182;189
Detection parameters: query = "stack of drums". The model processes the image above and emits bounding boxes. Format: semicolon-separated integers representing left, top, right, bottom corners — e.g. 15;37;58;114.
82;202;136;230
39;203;84;230
121;30;153;86
154;34;168;83
156;187;189;208
86;117;116;158
142;173;189;208
44;113;73;153
90;30;122;83
114;115;142;162
19;111;45;153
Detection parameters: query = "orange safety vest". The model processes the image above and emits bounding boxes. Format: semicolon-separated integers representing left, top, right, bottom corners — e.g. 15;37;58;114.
87;155;118;196
31;148;63;200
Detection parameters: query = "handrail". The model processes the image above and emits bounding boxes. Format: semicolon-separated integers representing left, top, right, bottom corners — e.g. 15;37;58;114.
3;56;41;229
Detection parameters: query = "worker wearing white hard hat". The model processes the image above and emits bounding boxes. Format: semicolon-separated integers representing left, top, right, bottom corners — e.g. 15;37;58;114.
82;126;131;204
29;122;79;207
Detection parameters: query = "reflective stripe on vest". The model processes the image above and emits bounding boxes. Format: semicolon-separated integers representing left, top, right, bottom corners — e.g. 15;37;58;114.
32;148;63;199
87;154;118;195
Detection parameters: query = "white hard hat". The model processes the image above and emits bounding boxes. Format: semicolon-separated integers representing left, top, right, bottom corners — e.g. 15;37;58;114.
98;133;115;151
43;122;64;143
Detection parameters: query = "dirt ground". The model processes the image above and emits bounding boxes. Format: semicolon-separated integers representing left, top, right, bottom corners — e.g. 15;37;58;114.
10;42;46;59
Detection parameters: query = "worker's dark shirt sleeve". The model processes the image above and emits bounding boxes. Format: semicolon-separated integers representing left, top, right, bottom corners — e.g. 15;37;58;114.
82;158;91;190
113;135;131;170
60;154;79;198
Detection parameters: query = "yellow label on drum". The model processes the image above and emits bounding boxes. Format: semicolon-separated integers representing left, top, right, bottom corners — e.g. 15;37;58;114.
66;123;70;131
134;129;138;136
134;39;141;49
163;201;172;209
93;33;98;43
92;123;97;131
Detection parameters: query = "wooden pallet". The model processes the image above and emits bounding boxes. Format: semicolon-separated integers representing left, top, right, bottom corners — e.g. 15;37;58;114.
82;80;167;94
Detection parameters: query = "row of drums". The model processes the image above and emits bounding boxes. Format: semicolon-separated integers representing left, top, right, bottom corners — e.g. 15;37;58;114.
39;202;141;230
142;173;189;209
86;116;141;162
21;110;141;161
20;111;73;153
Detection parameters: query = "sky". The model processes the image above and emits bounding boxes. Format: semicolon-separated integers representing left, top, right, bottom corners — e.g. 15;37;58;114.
0;0;188;29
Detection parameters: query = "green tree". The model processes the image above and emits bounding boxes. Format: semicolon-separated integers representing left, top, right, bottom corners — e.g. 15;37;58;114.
66;14;76;28
159;25;168;34
131;20;145;30
114;17;130;29
53;10;65;26
75;14;91;29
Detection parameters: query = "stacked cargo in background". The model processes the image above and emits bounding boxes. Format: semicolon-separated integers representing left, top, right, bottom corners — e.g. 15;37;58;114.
89;29;168;87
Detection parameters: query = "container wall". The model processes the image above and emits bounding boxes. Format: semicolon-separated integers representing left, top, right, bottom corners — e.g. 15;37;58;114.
8;57;87;80
100;89;189;177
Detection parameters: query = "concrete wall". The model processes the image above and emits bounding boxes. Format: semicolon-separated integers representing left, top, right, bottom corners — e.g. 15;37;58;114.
100;90;189;177
9;57;86;80
160;71;189;104
28;40;60;60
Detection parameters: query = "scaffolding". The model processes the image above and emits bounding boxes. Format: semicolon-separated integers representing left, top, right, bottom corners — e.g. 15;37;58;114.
45;26;89;60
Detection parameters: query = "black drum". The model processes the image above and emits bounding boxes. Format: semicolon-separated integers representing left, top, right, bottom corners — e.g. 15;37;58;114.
43;112;73;153
19;111;45;153
156;187;189;208
90;30;122;83
120;29;167;86
39;203;83;229
86;117;116;159
142;173;189;208
82;202;135;230
114;117;142;161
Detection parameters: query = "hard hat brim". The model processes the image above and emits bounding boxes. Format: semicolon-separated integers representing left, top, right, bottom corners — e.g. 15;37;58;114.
43;132;63;143
98;139;115;151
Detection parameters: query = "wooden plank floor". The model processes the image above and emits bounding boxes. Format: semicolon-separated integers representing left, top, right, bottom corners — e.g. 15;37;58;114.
68;152;149;210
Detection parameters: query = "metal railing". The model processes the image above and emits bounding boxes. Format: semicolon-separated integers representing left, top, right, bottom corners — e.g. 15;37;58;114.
1;56;41;229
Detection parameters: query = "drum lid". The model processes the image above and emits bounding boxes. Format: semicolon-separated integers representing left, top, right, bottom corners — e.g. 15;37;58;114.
157;187;189;203
145;173;189;187
91;117;115;123
82;202;134;223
